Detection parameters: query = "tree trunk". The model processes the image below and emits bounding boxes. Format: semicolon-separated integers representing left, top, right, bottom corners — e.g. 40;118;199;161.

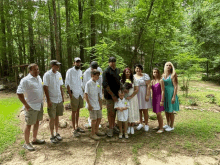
28;1;35;63
90;0;96;61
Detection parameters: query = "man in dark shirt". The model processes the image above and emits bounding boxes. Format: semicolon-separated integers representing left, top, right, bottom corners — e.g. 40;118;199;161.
103;57;120;137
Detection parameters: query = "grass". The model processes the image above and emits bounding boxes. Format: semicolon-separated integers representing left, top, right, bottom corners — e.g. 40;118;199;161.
0;97;22;154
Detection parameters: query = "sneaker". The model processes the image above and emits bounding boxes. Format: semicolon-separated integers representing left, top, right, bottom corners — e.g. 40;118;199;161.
31;139;45;145
127;127;131;134
113;126;120;134
96;131;105;136
73;130;80;137
50;136;58;144
163;125;169;129
119;133;123;139
90;134;101;141
136;124;143;130
165;127;174;132
130;127;134;134
55;133;62;141
107;129;113;137
77;127;85;133
125;133;129;139
23;143;35;151
144;125;149;132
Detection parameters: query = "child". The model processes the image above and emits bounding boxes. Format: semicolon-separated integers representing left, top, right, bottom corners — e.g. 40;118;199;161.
114;90;130;139
146;68;164;133
85;69;105;140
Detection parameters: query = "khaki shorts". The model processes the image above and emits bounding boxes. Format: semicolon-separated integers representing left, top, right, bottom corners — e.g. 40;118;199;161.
25;105;43;125
71;95;84;111
106;99;116;114
48;102;64;119
89;110;102;120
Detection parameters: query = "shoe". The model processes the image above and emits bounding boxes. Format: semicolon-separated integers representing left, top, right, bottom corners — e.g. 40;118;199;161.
96;131;105;136
50;136;58;144
156;129;164;134
113;126;120;134
55;133;62;141
77;127;85;133
107;129;113;137
163;125;169;129
131;127;134;134
90;134;101;140
127;127;131;134
73;130;80;137
153;126;159;130
136;124;143;130
165;127;174;132
31;139;45;145
125;133;129;139
144;125;149;132
23;143;35;151
119;133;123;139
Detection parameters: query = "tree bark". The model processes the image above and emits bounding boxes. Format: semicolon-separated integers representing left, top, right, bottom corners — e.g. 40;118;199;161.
90;0;96;61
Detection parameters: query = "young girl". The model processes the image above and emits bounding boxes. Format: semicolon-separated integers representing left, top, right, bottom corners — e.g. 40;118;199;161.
162;62;179;131
146;68;164;133
121;68;139;134
114;90;129;139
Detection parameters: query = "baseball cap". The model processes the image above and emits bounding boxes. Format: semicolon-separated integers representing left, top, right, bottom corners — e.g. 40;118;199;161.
90;61;98;69
74;57;81;62
109;57;116;62
50;60;61;65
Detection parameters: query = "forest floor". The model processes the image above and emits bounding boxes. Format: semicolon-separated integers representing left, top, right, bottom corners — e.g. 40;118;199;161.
0;78;220;165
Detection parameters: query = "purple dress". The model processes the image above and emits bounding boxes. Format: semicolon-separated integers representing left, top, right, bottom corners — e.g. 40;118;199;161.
152;83;164;113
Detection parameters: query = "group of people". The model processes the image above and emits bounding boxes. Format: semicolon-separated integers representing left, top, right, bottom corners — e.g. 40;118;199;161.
17;56;179;151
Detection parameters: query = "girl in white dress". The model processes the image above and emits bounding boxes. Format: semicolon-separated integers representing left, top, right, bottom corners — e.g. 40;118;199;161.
121;67;139;134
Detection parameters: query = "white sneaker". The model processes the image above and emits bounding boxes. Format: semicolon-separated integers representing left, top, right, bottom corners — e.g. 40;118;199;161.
163;125;169;129
165;127;174;132
127;127;131;134
131;127;134;134
136;124;143;130
144;125;149;132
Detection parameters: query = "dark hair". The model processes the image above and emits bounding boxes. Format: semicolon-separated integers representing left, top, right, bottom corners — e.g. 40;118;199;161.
90;61;98;69
91;69;100;76
28;63;38;71
121;67;133;84
152;68;161;79
109;57;116;62
134;64;143;71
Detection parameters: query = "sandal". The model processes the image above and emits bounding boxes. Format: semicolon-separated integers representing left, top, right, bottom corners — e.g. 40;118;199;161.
153;126;159;130
156;129;164;134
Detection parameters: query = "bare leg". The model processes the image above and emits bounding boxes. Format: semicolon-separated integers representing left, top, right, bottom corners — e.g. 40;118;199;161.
139;110;143;124
131;123;135;127
91;120;96;135
72;111;76;130
24;125;31;144
118;121;122;133
165;112;170;126
49;118;55;136
76;108;80;128
143;109;149;125
124;122;128;134
55;116;59;133
170;113;175;128
95;118;101;133
33;121;39;141
156;112;163;130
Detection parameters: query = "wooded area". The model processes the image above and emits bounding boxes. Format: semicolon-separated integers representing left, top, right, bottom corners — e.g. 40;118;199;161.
0;0;219;80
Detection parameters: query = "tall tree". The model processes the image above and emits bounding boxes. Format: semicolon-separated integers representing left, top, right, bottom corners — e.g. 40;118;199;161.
90;0;96;61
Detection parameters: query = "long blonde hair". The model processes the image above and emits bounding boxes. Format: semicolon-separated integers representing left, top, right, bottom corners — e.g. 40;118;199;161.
162;62;178;83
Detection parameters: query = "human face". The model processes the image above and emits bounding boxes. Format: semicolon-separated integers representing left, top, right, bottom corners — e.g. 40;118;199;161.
30;65;39;77
125;69;131;78
153;69;159;79
118;91;124;100
166;63;172;71
74;61;81;69
135;67;142;74
92;74;99;81
109;62;116;69
52;65;60;73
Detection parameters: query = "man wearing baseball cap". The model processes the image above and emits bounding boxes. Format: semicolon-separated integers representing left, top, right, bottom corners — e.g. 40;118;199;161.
43;60;64;143
65;57;85;137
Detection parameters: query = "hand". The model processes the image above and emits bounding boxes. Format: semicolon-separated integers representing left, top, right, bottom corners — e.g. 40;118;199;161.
62;98;64;103
100;105;102;110
124;89;128;93
25;104;31;111
126;96;132;100
160;102;164;106
171;97;175;104
88;104;93;111
112;96;118;102
47;100;52;108
119;108;123;112
145;96;149;102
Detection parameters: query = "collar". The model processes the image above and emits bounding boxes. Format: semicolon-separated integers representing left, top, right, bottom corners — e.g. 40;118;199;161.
108;66;117;71
27;73;39;80
49;69;58;75
73;66;81;72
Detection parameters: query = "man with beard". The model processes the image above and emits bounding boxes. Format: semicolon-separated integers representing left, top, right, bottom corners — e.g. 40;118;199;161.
65;57;85;137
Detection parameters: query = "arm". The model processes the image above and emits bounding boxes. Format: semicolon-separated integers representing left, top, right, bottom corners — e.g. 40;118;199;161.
43;86;52;107
160;79;165;106
67;85;72;99
127;86;139;100
171;75;178;104
17;94;31;110
98;94;102;110
60;85;64;102
84;93;93;111
145;80;151;101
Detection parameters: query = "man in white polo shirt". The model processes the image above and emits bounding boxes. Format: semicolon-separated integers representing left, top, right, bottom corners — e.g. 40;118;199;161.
17;63;45;151
65;57;85;137
43;60;64;143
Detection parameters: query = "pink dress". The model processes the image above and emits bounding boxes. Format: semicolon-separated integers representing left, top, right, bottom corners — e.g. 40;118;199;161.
152;83;164;113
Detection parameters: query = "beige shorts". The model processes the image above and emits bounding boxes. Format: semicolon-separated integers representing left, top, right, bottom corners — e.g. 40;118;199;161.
89;110;102;120
106;99;116;114
71;95;84;111
48;102;64;119
25;105;43;125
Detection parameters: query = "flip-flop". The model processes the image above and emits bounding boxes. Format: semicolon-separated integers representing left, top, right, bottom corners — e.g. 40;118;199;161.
153;126;159;130
156;130;164;134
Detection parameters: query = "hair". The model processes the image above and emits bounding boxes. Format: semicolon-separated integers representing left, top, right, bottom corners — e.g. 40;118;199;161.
91;69;100;76
109;57;116;62
162;62;178;83
90;61;98;69
121;67;134;84
28;63;38;71
134;64;143;71
152;68;161;80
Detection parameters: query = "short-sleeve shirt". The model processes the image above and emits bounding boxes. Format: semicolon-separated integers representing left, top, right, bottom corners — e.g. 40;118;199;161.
17;73;44;111
43;69;63;103
85;79;101;110
102;66;120;100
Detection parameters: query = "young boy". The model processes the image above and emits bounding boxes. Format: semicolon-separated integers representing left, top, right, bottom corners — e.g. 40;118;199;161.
114;90;130;139
85;69;105;140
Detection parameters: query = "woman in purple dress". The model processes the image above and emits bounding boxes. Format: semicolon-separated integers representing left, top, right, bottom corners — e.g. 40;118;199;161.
146;68;165;133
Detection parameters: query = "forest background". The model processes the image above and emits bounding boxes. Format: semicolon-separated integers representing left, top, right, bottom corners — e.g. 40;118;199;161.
0;0;219;84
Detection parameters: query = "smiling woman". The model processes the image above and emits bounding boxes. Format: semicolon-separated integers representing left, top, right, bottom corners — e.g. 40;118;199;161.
0;97;22;154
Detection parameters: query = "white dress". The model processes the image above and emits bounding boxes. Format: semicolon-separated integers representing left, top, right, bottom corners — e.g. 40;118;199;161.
114;98;129;122
125;78;139;122
134;73;152;109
